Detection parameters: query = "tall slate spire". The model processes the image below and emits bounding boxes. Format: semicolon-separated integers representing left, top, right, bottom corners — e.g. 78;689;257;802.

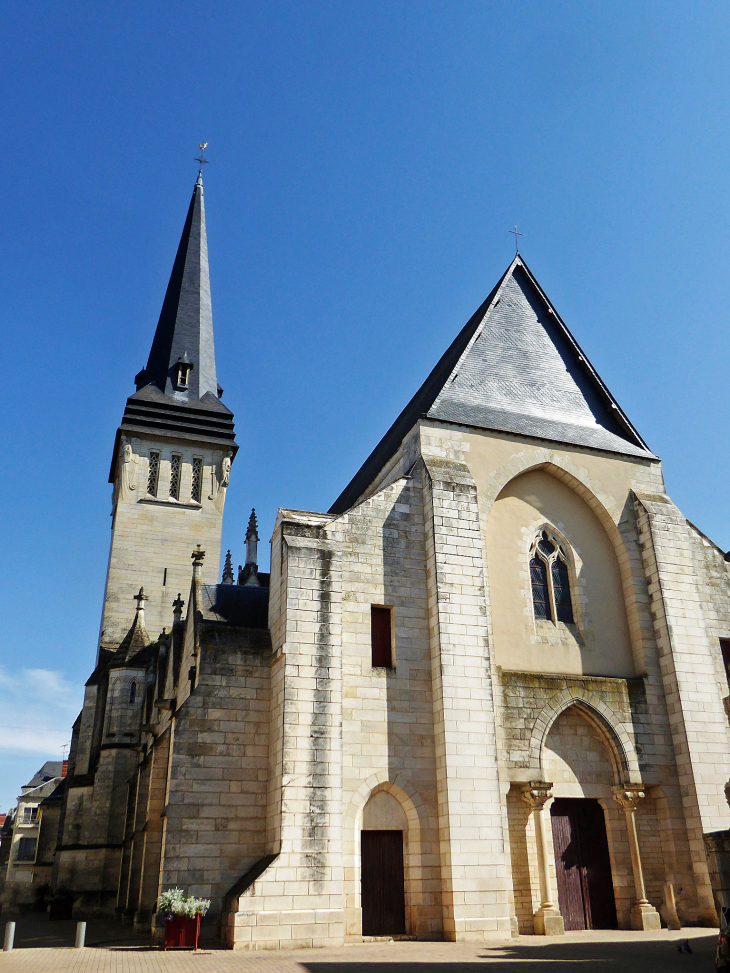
135;171;218;401
110;173;236;486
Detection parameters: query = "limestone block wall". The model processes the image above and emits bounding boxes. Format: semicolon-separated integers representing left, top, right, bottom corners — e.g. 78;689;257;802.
332;466;442;940
420;449;513;941
636;495;730;922
101;434;227;651
686;525;730;710
158;630;271;918
226;521;345;950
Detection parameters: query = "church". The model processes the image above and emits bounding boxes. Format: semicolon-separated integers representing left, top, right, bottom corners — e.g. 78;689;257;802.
49;169;730;948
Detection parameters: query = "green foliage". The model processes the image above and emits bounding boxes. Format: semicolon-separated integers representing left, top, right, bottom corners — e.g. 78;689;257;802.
157;887;210;918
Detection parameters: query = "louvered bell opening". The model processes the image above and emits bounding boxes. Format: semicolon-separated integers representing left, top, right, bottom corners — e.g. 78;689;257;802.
530;556;551;620
552;557;574;623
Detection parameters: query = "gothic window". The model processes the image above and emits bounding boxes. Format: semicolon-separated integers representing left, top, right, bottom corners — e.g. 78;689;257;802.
529;529;574;625
147;452;160;497
530;554;551;620
191;457;203;503
169;454;182;500
129;682;136;704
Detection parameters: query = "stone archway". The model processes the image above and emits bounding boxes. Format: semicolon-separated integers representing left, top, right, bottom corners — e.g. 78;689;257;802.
344;774;426;939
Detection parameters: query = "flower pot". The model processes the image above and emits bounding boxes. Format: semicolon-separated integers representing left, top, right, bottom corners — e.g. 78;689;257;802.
163;914;200;950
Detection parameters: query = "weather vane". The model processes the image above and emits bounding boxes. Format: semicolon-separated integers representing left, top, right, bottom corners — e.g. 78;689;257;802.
195;142;209;168
509;225;524;254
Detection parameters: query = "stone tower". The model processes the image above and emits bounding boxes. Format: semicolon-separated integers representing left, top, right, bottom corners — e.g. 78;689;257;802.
100;171;237;654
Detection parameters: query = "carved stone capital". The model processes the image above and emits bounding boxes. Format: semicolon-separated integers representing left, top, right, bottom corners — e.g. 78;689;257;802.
612;784;645;812
724;779;730;810
521;781;554;810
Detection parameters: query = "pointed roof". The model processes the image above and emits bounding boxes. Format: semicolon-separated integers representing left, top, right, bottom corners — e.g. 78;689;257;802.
330;256;654;514
112;588;151;665
109;174;237;483
135;172;218;400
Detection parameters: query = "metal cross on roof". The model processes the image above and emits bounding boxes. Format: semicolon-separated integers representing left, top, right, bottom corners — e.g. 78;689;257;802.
509;225;524;254
195;142;209;167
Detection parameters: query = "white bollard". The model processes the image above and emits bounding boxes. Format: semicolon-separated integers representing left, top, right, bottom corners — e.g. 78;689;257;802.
3;922;15;952
75;921;86;949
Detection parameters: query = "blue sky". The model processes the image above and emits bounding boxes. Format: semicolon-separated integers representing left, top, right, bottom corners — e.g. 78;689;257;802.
1;1;729;810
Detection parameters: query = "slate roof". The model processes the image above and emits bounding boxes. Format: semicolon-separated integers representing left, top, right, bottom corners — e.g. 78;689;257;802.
201;583;270;630
135;172;218;400
330;256;654;514
109;173;236;482
25;762;64;789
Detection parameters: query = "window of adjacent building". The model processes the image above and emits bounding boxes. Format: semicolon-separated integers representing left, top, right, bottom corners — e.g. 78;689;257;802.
21;806;38;824
191;457;203;503
16;837;37;862
720;639;730;690
529;529;574;625
371;605;393;668
169;454;182;500
147;452;160;497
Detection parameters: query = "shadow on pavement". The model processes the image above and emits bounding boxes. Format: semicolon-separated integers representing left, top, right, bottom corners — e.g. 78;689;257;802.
303;932;718;971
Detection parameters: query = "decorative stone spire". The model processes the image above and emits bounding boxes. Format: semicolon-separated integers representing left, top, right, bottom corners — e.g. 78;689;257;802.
134;172;218;401
172;593;185;622
133;587;146;622
191;545;206;577
239;510;261;587
115;587;151;661
245;510;259;566
222;549;234;585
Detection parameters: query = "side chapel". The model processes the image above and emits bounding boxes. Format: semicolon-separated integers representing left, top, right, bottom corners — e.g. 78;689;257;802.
50;170;730;947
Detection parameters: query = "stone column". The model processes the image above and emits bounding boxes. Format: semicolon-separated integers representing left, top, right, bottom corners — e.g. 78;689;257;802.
612;785;661;930
521;782;564;936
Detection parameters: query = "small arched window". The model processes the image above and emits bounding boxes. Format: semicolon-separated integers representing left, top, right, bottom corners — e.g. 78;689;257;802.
129;682;136;704
529;530;574;624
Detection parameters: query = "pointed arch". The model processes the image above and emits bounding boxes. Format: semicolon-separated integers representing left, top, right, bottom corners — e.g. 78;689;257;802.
480;451;654;671
529;690;641;784
344;773;429;937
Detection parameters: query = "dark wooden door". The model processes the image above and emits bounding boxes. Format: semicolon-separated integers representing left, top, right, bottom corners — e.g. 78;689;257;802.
550;798;617;931
361;830;406;936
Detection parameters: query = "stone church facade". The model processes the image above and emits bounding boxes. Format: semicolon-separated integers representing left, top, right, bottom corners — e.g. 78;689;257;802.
50;171;730;947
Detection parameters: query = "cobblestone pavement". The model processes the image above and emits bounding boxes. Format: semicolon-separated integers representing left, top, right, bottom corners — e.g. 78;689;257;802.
0;925;718;973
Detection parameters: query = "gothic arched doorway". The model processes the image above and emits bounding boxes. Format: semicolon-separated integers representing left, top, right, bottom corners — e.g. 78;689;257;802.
360;790;406;936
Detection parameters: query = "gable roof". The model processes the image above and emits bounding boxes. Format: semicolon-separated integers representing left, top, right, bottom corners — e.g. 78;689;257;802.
330;256;654;514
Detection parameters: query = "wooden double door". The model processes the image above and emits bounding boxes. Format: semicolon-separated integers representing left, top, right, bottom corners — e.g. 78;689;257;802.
550;798;617;931
361;830;406;936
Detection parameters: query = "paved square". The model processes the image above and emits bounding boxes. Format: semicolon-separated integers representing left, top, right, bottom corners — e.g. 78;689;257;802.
0;926;718;973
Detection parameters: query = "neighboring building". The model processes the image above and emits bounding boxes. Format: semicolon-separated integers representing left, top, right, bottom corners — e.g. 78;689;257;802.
51;170;730;946
1;762;67;913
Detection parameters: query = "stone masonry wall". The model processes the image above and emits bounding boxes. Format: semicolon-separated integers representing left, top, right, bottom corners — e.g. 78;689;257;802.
158;627;271;920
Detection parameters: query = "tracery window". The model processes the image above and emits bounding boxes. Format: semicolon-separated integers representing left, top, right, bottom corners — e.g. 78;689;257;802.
169;454;182;500
147;452;160;497
191;457;203;503
529;529;574;624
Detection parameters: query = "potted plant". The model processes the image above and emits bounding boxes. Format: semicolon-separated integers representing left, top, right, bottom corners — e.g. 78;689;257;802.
157;888;210;950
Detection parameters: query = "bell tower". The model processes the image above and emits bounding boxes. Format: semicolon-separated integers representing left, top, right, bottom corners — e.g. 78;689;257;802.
100;170;237;654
